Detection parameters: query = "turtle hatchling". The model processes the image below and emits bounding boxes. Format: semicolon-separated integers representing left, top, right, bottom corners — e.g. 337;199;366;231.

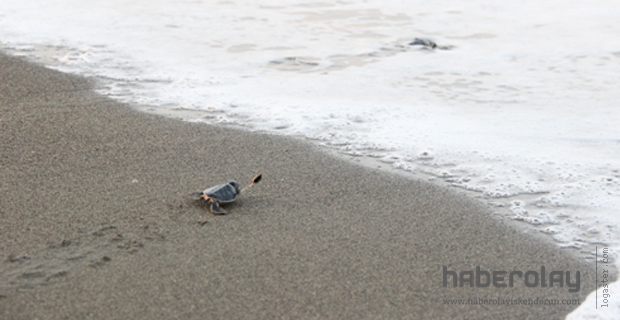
192;173;262;215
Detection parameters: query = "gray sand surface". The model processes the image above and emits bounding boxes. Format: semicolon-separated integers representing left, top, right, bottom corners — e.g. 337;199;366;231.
0;53;593;319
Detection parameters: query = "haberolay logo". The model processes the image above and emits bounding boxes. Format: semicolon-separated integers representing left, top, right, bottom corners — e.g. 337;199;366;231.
442;266;581;293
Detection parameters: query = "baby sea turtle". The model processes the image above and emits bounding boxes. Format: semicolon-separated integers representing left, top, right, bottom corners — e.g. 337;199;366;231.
192;173;262;215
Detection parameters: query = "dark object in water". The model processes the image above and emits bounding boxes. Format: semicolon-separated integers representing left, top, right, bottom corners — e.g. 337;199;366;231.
409;38;454;50
192;173;262;215
410;38;437;49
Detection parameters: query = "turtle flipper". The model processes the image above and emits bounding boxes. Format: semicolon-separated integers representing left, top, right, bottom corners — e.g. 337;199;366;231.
210;200;227;215
191;192;204;201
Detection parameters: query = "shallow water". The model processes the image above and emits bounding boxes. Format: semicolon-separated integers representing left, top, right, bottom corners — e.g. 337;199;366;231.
1;1;619;317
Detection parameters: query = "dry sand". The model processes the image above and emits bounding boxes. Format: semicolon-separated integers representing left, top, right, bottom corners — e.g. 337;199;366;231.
0;53;594;319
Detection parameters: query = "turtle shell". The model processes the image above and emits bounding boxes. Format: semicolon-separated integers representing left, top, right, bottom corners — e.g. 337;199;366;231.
203;181;240;203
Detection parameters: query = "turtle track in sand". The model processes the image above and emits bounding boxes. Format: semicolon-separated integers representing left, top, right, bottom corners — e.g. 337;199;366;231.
0;224;166;295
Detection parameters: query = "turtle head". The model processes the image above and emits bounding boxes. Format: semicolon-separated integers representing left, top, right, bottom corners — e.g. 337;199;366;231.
228;181;241;193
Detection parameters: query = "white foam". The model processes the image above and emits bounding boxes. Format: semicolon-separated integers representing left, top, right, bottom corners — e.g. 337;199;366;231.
1;1;619;317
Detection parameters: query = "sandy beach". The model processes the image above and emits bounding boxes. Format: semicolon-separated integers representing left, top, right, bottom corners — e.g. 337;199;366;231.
0;53;595;319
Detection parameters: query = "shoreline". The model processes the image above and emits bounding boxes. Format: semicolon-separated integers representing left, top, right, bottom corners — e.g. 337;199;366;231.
0;53;598;319
140;104;600;262
132;100;616;263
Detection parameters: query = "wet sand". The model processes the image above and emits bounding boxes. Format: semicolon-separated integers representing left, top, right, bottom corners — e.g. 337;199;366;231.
0;53;594;319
